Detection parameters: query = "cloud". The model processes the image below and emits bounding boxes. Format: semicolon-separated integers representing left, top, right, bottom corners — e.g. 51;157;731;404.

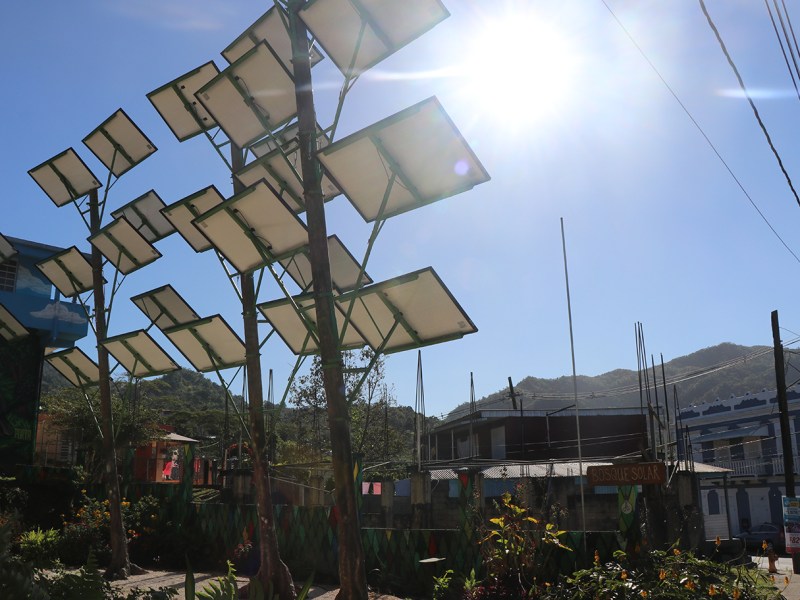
717;87;796;99
30;302;88;325
15;266;52;296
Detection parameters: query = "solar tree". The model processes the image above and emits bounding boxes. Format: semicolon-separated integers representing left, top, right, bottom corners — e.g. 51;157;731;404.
144;1;489;597
27;111;177;578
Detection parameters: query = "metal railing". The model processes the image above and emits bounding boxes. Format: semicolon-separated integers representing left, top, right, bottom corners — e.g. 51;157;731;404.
710;454;800;477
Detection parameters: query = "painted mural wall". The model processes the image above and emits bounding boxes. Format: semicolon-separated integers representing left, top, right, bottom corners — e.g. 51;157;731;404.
0;334;43;470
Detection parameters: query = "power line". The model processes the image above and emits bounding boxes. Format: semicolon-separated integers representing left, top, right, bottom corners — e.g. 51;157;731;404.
599;0;800;264
699;0;800;208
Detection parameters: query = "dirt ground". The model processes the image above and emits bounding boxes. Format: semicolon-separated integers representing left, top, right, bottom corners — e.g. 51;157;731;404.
111;569;407;600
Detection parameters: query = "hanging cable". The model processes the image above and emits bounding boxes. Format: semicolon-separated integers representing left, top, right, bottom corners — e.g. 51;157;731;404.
764;0;800;101
600;0;800;264
700;0;800;207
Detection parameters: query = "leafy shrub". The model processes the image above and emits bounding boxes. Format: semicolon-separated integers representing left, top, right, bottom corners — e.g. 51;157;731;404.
468;490;569;598
538;543;785;599
58;490;163;566
18;526;61;566
0;520;48;600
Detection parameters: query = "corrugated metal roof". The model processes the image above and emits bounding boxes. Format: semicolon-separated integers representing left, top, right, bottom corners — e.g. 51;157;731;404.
427;460;728;480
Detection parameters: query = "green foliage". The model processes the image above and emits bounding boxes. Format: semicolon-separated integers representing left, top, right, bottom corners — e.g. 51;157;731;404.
193;560;239;600
432;568;454;600
285;349;414;470
44;549;109;600
470;490;569;597
58;491;163;567
0;520;49;600
41;386;163;481
0;484;27;537
455;342;776;413
538;543;785;599
18;526;61;566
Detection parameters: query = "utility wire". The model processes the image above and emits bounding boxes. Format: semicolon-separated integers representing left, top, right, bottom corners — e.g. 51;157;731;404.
599;0;800;265
765;0;800;101
781;0;800;79
699;0;800;208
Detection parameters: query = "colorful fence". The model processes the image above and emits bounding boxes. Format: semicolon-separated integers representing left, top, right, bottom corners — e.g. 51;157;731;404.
190;500;622;595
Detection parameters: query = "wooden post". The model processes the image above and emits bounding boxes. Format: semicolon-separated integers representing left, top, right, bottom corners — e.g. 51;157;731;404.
288;4;367;598
89;188;130;578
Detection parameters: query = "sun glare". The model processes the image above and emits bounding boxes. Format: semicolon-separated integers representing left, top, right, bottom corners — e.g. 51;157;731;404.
458;7;579;131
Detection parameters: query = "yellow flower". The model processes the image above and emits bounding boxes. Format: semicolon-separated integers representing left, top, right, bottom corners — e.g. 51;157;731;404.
594;550;600;564
621;570;628;580
639;591;647;598
709;584;717;596
733;588;740;599
763;540;768;551
673;548;681;556
684;580;695;591
715;536;721;547
659;569;666;581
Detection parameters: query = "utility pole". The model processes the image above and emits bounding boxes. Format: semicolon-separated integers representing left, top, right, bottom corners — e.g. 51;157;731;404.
772;310;799;573
508;377;523;459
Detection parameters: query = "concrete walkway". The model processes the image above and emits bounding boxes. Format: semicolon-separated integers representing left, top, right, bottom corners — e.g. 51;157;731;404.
752;555;800;599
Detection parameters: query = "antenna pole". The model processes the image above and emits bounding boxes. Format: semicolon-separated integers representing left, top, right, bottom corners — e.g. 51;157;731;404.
560;218;587;553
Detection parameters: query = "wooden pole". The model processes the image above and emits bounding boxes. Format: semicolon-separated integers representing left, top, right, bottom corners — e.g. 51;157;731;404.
288;4;367;598
89;188;130;578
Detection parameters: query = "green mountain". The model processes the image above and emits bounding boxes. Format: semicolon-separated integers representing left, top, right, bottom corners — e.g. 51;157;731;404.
447;343;778;420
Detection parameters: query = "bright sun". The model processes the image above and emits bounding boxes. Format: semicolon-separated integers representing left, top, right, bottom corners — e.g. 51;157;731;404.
457;6;579;131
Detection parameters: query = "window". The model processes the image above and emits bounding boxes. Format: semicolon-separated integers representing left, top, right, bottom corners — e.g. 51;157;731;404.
0;260;17;292
707;490;720;515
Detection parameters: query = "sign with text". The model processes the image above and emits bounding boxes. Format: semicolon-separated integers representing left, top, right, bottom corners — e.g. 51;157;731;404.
587;463;666;487
783;497;800;553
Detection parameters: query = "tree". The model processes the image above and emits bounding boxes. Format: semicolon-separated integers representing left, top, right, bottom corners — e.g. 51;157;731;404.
40;384;162;482
287;349;413;472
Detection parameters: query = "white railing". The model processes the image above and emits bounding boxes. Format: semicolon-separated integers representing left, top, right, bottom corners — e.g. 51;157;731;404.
711;455;800;476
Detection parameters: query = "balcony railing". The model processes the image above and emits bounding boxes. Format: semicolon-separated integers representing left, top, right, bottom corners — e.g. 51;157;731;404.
709;455;800;477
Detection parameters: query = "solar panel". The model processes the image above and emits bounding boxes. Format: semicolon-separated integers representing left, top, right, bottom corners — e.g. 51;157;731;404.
337;267;476;354
280;235;372;293
28;148;102;207
195;41;297;149
236;125;340;212
318;96;490;222
163;315;246;372
46;347;100;387
298;0;448;77
256;293;367;355
83;109;157;177
0;234;16;263
192;180;308;273
147;62;220;141
0;303;28;341
131;284;201;331
222;5;323;67
102;329;180;378
88;217;161;275
161;185;225;252
111;190;175;243
36;246;98;298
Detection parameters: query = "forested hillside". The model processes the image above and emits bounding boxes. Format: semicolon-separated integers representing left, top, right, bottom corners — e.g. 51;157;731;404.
447;342;781;419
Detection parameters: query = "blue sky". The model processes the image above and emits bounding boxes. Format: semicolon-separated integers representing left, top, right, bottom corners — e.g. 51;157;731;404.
3;1;800;420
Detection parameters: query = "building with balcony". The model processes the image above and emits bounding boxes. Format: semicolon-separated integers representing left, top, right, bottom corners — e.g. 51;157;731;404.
0;236;89;470
679;386;800;538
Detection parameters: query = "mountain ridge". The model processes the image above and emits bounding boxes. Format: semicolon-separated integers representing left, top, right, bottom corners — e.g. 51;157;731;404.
447;342;778;420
